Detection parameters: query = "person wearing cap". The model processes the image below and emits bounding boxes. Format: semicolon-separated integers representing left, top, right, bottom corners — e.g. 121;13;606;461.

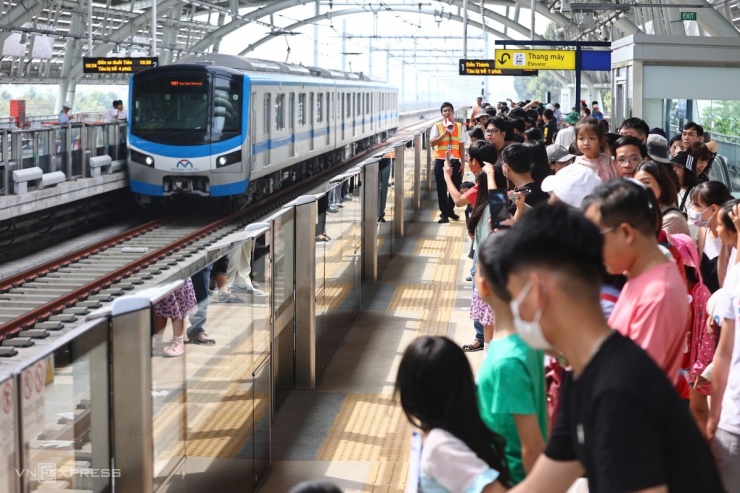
546;144;574;173
59;101;74;124
671;151;699;214
541;162;602;208
612;136;648;179
554;112;579;149
591;101;604;120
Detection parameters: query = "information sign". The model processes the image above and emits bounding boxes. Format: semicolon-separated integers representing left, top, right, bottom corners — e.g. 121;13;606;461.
459;59;538;76
495;50;576;70
83;57;159;74
681;12;697;21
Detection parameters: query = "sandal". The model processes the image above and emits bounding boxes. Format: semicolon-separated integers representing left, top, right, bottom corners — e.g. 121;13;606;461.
462;340;484;352
187;333;216;345
213;293;245;303
315;233;330;242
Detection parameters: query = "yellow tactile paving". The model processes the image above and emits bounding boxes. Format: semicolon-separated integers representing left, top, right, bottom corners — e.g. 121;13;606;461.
324;281;354;310
315;205;466;492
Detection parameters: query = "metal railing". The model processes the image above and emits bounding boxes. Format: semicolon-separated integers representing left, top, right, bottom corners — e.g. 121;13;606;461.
1;121;127;196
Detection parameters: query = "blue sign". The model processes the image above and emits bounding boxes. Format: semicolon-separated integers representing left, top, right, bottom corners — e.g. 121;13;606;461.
582;51;611;71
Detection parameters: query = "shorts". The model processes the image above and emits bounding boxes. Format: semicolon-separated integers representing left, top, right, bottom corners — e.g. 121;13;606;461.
712;428;740;492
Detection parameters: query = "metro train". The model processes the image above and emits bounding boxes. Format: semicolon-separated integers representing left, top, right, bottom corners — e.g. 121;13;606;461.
127;54;399;204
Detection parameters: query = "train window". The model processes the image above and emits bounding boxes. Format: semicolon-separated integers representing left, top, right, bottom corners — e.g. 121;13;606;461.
275;93;285;130
330;93;335;121
346;93;351;117
263;93;270;134
317;93;323;123
298;93;306;126
212;76;241;138
366;94;370;114
356;92;361;116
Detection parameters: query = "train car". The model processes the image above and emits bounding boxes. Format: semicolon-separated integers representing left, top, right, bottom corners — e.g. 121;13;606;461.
127;54;398;204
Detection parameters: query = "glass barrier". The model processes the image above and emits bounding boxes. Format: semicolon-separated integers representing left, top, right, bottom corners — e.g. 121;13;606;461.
377;156;395;275
403;141;415;219
18;318;111;493
271;207;296;412
315;177;362;377
0;373;19;493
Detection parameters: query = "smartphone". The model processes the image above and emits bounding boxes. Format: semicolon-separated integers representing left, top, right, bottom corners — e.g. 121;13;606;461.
488;190;510;230
445;151;451;162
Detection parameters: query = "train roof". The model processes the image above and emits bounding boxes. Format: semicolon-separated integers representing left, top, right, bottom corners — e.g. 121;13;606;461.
177;54;385;83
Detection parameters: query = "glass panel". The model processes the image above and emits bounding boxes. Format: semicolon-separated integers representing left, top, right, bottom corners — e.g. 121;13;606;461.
275;93;285;131
272;208;295;413
378;156;395;275
20;319;110;493
0;376;19;493
298;93;306;126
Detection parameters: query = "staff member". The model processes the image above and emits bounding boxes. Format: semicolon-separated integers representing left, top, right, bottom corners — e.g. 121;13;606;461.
430;102;467;224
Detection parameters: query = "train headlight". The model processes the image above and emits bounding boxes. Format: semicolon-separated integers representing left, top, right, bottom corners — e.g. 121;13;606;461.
216;150;241;168
131;149;155;167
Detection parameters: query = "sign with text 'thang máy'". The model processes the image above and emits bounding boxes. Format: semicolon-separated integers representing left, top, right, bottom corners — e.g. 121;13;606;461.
495;50;576;70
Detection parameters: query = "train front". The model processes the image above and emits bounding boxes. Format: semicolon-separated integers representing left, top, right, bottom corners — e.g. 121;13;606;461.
127;64;250;197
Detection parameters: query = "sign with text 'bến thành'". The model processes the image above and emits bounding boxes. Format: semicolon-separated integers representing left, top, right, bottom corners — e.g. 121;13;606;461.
459;59;538;76
495;50;576;70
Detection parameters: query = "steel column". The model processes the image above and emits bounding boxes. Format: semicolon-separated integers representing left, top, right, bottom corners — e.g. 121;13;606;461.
413;135;421;210
394;144;405;237
294;195;317;389
362;161;379;283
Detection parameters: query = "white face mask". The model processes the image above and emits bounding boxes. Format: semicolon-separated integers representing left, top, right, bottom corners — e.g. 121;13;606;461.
687;206;711;228
509;280;552;351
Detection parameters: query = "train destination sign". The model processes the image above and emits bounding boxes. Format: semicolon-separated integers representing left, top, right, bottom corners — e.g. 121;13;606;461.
494;50;576;70
83;57;159;74
459;59;538;77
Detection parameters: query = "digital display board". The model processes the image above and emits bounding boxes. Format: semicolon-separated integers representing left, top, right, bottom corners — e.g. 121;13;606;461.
83;57;159;74
459;60;538;76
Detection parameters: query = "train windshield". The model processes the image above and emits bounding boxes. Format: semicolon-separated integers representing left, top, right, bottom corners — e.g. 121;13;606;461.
131;72;242;146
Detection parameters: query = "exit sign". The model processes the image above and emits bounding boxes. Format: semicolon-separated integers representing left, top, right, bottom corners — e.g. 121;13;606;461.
681;11;697;21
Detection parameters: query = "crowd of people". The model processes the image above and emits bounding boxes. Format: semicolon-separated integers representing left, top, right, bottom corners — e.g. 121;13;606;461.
393;98;738;492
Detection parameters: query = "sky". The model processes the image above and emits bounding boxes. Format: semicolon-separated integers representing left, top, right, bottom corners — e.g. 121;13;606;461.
1;1;552;108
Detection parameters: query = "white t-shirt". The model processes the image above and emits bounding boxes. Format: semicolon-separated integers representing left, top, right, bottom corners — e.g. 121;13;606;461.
117;108;129;120
420;428;501;493
105;107;118;122
718;262;740;435
703;229;721;261
555;125;576;149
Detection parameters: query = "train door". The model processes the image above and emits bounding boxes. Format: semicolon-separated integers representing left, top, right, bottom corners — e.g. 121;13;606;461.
263;93;271;168
341;93;345;141
309;92;315;152
325;92;331;146
289;92;296;158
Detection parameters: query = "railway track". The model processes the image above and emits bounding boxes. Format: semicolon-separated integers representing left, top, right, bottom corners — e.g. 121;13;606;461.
0;119;432;355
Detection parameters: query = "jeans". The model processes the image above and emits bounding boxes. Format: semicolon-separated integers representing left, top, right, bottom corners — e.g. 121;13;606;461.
187;265;211;339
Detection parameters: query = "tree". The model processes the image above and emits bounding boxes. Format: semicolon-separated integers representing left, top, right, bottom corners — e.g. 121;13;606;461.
701;100;740;137
512;22;562;103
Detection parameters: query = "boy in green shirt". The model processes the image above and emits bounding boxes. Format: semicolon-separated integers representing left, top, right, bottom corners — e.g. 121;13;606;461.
474;231;548;484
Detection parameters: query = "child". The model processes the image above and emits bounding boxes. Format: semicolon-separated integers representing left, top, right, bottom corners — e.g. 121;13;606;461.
396;336;511;492
573;117;619;182
474;233;547;484
152;278;198;357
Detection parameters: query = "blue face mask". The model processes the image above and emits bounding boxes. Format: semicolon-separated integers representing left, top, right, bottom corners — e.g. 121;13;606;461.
509;280;552;351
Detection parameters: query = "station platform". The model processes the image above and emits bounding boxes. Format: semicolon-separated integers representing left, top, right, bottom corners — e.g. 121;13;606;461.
260;197;480;492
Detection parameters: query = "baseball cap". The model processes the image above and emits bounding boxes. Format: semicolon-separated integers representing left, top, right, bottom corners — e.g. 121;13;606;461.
564;112;580;125
546;144;574;163
671;151;696;174
541;163;602;208
546;103;555;111
646;134;671;164
63;101;72;109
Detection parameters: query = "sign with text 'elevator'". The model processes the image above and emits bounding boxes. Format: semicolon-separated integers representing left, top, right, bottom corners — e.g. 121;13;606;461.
495;50;575;70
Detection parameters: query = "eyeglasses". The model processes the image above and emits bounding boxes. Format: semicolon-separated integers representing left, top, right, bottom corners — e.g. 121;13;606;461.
599;226;617;235
616;156;643;165
485;129;499;134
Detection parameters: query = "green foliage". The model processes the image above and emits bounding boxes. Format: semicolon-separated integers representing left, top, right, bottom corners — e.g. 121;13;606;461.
701;101;740;137
0;86;125;117
512;22;561;103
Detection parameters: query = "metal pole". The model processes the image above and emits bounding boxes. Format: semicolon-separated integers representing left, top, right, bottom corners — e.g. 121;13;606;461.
88;0;94;56
394;144;405;238
575;45;582;115
531;0;536;39
151;0;157;56
362;161;379;283
342;19;347;71
313;0;319;66
463;0;468;58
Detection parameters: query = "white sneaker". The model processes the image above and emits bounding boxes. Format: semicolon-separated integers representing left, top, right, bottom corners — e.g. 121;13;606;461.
163;339;185;357
151;334;163;356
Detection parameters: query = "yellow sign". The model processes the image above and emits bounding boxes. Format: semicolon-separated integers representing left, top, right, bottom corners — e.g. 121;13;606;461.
495;50;575;70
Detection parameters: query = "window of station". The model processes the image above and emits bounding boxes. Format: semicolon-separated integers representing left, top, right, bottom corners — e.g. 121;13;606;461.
317;93;324;123
298;93;306;126
275;93;285;130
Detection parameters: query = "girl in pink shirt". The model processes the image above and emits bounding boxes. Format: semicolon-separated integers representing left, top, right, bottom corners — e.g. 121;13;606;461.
573;118;619;182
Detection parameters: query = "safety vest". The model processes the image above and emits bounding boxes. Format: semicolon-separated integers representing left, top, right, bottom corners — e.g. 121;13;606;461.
471;105;481;121
383;150;395;159
433;122;462;160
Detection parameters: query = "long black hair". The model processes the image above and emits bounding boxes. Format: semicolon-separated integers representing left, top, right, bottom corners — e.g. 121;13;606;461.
467;165;507;237
395;336;511;486
523;140;553;184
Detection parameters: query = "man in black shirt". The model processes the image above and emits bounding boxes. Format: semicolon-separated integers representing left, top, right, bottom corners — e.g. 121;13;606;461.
501;144;549;216
542;108;558;145
488;204;724;493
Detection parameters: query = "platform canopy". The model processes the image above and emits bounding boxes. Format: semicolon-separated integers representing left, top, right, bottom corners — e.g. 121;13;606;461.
0;0;738;106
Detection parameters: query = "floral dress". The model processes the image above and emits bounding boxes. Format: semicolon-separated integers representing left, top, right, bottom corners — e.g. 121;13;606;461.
154;278;198;320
